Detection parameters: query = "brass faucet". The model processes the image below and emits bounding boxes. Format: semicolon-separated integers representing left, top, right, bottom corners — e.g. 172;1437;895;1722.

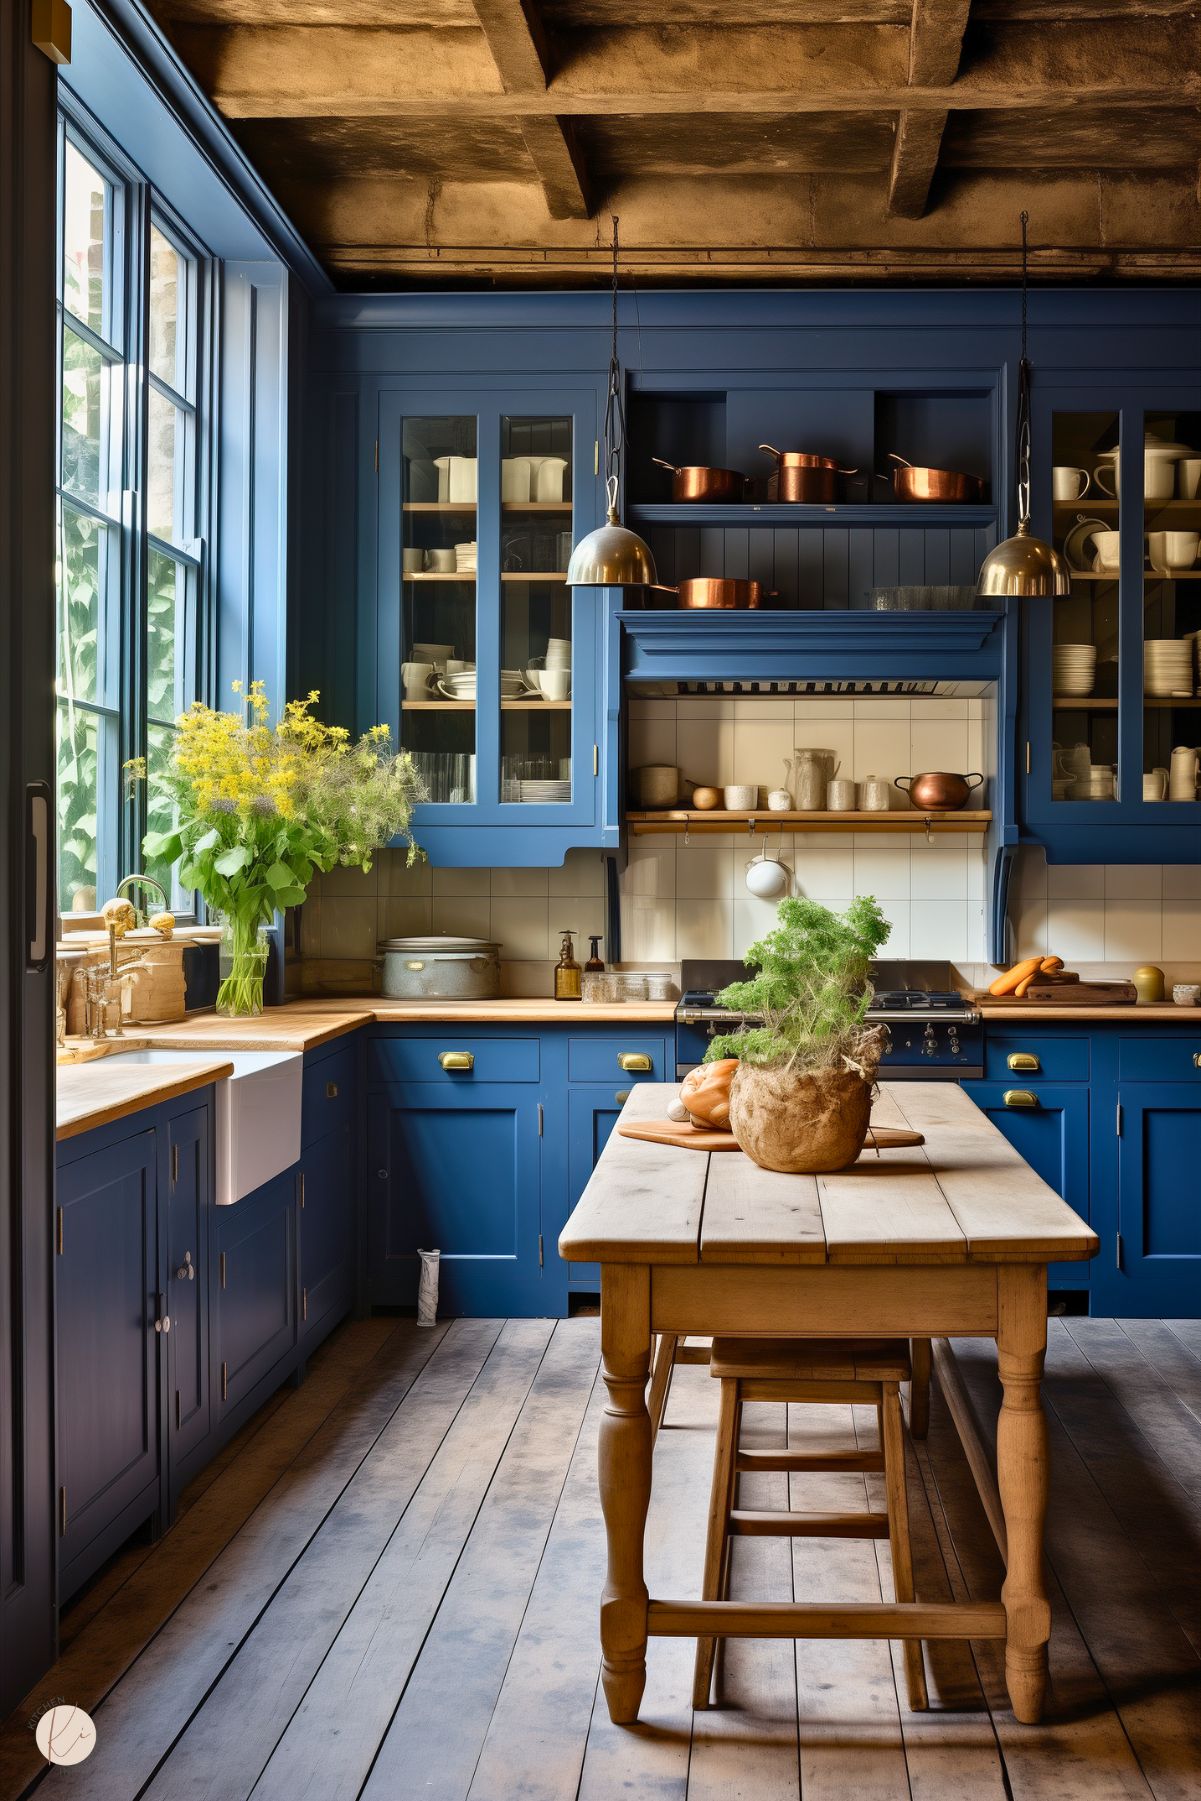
115;872;169;926
84;922;131;1040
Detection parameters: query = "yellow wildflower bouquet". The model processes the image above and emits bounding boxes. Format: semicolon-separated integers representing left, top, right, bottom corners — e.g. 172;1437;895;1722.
136;682;423;1014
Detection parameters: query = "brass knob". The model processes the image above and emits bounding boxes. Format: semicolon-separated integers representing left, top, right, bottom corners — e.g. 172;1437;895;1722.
154;1314;171;1333
1007;1052;1040;1073
176;1252;195;1281
1194;1053;1201;1069
617;1052;652;1073
325;1080;339;1099
614;1089;631;1104
1003;1089;1038;1109
438;1050;474;1071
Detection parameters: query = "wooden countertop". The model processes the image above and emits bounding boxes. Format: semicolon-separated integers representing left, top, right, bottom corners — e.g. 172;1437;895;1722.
977;1001;1200;1022
560;1081;1099;1266
138;996;677;1050
57;1056;234;1143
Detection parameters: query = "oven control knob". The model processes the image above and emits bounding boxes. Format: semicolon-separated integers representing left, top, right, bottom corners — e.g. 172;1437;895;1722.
923;1038;936;1055
903;1038;912;1050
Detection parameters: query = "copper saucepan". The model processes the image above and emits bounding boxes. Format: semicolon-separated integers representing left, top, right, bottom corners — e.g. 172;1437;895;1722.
647;577;771;610
652;457;745;503
883;454;986;504
759;445;858;504
896;771;984;811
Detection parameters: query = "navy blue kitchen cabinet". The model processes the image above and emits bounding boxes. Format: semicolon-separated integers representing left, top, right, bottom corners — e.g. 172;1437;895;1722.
300;1125;356;1349
165;1106;213;1504
371;385;608;867
213;1167;299;1429
564;1089;622;1294
55;1127;163;1601
1024;379;1201;864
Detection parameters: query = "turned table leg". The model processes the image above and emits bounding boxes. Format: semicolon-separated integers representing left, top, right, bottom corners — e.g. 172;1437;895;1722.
996;1265;1051;1724
599;1264;653;1724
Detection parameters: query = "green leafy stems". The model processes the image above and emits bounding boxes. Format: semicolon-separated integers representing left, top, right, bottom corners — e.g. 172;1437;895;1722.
704;894;892;1076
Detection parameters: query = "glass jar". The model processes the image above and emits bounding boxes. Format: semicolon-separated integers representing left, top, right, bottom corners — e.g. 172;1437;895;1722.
216;920;270;1017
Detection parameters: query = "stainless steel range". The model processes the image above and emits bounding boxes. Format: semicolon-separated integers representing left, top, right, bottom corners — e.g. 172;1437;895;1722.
675;958;982;1080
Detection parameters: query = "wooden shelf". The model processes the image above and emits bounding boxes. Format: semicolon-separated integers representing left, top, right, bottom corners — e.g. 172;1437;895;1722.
402;502;569;514
1054;499;1201;515
402;698;572;711
626;809;992;836
1053;695;1201;709
404;571;475;583
502;501;571;513
1070;569;1201;580
626;502;996;529
500;571;568;582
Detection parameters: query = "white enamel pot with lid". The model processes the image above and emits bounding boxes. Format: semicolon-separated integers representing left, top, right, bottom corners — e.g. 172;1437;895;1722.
379;935;501;1000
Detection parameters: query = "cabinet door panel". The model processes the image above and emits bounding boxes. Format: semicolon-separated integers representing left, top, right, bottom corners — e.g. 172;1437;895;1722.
215;1171;297;1412
563;1087;626;1290
56;1131;159;1584
368;1084;542;1314
300;1125;355;1345
961;1081;1090;1288
1098;1086;1201;1317
167;1106;211;1481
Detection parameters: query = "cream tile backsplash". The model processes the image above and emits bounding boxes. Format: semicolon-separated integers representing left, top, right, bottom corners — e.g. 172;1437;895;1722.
297;696;1197;992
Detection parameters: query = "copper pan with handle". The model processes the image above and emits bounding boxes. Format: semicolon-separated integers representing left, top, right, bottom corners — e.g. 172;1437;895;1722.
882;454;986;503
646;577;773;609
651;457;745;503
759;445;858;504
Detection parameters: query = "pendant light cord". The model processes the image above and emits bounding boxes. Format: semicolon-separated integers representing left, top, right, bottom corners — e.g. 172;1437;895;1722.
1016;209;1032;529
600;215;627;520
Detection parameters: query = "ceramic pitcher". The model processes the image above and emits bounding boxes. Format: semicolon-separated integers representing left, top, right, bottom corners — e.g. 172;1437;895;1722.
1169;744;1200;801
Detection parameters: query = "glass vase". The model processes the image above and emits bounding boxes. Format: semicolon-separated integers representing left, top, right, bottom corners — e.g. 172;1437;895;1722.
216;919;270;1017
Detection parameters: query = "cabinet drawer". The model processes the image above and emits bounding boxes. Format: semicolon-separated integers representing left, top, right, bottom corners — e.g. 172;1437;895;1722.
1118;1036;1201;1082
568;1035;668;1084
368;1034;540;1085
302;1042;356;1147
983;1032;1090;1082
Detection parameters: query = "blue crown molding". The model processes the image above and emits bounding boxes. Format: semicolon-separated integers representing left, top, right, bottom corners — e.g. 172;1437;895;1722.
81;0;330;293
620;608;1005;682
627;503;998;529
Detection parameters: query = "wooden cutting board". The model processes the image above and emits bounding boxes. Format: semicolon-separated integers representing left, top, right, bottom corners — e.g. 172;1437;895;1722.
984;981;1138;1006
617;1119;925;1154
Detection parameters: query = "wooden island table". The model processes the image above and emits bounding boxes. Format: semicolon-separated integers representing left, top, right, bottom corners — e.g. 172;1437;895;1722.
559;1081;1098;1728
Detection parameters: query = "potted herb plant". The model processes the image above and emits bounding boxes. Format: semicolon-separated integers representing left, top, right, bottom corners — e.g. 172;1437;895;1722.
129;681;424;1016
705;895;891;1174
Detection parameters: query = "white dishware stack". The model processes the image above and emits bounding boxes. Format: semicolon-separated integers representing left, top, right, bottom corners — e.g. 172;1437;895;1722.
454;540;477;574
1144;639;1195;697
1169;745;1200;801
1052;642;1097;696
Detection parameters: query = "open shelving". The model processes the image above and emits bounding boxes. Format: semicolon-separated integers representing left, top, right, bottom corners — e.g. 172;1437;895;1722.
625;809;992;836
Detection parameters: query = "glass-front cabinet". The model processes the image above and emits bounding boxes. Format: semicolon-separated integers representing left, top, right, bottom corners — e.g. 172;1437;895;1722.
376;389;605;863
1025;384;1201;857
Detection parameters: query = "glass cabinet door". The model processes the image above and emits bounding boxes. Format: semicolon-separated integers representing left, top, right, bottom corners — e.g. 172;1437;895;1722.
498;413;576;808
399;414;478;804
1049;408;1122;804
1141;407;1201;806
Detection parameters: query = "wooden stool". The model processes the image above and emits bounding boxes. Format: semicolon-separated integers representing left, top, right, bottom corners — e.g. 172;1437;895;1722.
693;1336;928;1713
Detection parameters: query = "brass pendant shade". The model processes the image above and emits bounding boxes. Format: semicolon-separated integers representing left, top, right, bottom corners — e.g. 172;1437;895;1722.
567;217;658;590
976;213;1070;601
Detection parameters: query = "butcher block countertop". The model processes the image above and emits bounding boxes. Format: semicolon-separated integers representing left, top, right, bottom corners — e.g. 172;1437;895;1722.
977;1000;1200;1022
138;996;677;1051
57;1055;234;1143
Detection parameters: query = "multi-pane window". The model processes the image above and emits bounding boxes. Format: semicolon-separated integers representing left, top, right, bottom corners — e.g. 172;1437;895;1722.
54;123;207;914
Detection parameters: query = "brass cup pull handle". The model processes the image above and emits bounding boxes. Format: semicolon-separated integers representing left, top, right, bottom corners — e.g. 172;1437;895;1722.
438;1050;474;1071
617;1052;652;1073
325;1080;340;1099
615;1089;631;1104
1003;1089;1039;1109
1007;1052;1041;1073
1194;1053;1201;1069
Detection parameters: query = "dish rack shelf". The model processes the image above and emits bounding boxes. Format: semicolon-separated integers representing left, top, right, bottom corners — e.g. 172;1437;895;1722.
625;809;992;836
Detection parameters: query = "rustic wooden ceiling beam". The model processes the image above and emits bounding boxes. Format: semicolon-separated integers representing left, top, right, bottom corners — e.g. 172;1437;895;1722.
173;20;1196;117
888;0;972;218
469;0;594;217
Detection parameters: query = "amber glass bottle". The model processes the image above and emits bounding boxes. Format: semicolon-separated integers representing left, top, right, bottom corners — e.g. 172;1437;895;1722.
585;935;605;972
554;928;582;1001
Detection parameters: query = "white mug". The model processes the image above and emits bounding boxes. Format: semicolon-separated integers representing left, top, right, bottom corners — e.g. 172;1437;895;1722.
540;668;571;701
402;547;423;575
1179;458;1201;500
827;777;858;811
424;547;455;572
402;661;434;699
1143;770;1168;800
1052;466;1089;502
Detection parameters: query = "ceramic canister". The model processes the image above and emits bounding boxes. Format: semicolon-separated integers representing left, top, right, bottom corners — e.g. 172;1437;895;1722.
859;775;891;811
1133;965;1165;1004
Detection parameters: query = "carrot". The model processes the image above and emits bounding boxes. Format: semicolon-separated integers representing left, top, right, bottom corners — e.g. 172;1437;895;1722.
1040;955;1063;973
1014;971;1038;998
988;957;1041;997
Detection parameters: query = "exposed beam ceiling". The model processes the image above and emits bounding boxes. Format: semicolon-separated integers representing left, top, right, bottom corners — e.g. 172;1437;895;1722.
148;0;1201;285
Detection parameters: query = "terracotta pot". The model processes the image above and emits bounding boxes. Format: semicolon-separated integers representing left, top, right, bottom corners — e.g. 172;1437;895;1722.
727;1062;873;1173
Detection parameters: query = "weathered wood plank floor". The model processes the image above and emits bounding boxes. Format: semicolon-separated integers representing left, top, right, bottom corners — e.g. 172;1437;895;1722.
3;1315;1199;1801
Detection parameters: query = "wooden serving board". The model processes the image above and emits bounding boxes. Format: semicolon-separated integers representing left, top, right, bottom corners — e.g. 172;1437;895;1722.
984;981;1138;1006
617;1119;925;1154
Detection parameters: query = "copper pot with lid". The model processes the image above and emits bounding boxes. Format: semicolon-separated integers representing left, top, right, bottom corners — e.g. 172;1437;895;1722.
652;457;745;503
759;445;858;504
895;771;984;811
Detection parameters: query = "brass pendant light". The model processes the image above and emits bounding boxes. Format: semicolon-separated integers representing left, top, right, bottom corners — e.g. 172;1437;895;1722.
566;217;658;589
976;213;1071;600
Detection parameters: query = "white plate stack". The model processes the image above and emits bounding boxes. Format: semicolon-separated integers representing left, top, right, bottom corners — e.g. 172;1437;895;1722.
1144;638;1195;697
519;779;572;803
454;540;477;574
1052;643;1097;696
